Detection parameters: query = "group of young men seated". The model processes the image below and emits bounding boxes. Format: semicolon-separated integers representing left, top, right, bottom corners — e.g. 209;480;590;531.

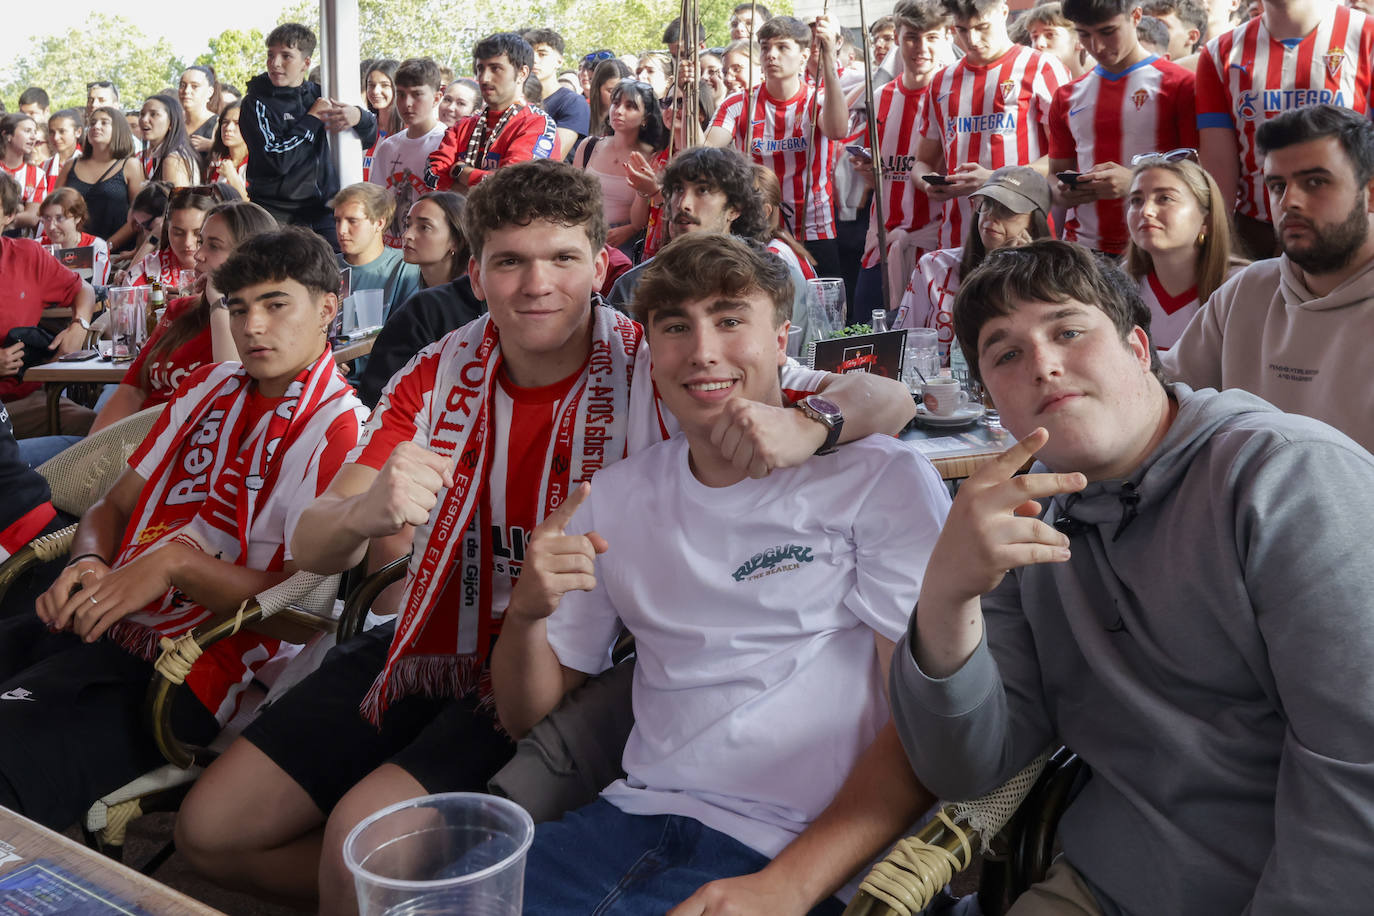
1;11;1374;915
0;138;1368;915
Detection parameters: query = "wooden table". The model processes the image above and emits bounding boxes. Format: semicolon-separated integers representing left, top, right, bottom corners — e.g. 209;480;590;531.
25;358;127;436
26;338;381;435
0;805;223;914
901;414;1014;481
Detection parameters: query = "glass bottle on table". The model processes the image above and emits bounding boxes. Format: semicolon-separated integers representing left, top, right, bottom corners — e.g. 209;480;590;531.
871;309;888;333
148;279;166;338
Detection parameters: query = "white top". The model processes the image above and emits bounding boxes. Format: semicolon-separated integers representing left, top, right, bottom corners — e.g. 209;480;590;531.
367;123;447;248
545;433;950;860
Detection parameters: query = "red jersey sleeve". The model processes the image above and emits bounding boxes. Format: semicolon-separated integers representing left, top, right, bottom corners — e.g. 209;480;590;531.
1194;46;1234;129
351;343;443;469
425;119;475;190
1031;55;1068;128
1047;83;1076;160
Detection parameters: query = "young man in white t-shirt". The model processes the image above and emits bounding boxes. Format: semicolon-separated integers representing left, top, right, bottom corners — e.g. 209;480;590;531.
367;57;446;249
492;232;948;914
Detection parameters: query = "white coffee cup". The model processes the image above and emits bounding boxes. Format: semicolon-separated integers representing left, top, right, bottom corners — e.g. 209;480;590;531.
921;378;970;417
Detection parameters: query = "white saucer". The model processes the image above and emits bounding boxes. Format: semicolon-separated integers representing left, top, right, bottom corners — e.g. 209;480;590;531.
916;403;985;427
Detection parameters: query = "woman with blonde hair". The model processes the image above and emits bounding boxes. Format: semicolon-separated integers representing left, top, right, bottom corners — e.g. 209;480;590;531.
1124;155;1247;349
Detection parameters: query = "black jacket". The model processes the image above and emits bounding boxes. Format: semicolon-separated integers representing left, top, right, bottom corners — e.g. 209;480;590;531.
240;74;378;212
357;276;486;408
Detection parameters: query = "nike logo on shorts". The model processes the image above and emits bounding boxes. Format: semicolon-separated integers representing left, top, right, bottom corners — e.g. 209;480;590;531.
2;688;35;701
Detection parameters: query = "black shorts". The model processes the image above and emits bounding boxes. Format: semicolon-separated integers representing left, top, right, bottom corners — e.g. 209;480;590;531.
0;614;218;830
241;620;514;814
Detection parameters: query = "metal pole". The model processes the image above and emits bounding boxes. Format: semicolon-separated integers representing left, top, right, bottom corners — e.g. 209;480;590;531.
856;0;890;310
320;0;364;187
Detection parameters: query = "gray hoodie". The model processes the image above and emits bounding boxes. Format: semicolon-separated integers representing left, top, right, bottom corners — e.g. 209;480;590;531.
892;384;1374;916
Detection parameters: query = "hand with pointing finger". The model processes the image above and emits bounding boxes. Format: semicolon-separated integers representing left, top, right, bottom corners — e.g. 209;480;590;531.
921;427;1087;611
507;483;609;625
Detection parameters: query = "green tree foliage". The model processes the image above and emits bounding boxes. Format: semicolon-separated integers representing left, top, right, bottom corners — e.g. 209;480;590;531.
1;15;182;111
197;28;266;95
279;0;792;76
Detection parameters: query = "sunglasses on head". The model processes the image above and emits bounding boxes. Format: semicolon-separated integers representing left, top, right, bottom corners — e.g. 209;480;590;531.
1130;148;1198;167
583;50;615;65
169;183;228;206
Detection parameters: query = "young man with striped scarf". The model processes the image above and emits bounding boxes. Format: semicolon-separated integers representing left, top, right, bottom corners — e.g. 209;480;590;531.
0;227;366;831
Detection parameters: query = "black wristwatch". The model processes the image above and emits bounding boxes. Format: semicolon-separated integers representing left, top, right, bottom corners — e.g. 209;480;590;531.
794;395;844;455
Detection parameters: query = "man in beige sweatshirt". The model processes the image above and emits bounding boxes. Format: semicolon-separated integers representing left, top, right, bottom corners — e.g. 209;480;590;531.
1163;104;1374;453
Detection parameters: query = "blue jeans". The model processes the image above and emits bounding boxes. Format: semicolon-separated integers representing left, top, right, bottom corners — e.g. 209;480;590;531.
521;798;845;915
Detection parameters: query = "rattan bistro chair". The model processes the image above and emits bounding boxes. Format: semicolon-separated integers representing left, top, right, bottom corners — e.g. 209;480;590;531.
844;748;1086;916
82;568;346;863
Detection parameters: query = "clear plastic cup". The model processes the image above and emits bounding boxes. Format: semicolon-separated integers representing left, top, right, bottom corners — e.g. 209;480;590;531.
806;278;847;338
903;328;939;392
343;793;535;916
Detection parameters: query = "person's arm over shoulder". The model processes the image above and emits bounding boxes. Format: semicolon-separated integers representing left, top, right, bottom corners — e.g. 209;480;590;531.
1158;263;1248;387
1239;434;1374;908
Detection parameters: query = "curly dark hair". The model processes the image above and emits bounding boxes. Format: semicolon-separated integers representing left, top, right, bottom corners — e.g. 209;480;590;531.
661;146;769;243
463;159;607;258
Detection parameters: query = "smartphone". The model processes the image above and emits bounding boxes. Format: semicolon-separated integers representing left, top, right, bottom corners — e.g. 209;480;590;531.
58;349;100;362
1056;170;1083;187
922;173;951;186
845;145;873;161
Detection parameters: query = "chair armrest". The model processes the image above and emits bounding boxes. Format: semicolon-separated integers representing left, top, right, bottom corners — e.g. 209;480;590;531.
337;555;408;643
844;751;1052;916
0;524;76;606
144;571;341;769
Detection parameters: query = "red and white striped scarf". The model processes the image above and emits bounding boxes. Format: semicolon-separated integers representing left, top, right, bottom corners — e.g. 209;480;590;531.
362;305;647;722
107;349;358;657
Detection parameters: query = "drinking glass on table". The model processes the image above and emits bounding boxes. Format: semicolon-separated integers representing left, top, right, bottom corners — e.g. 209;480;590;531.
903;328;939;394
805;278;846;339
108;286;149;362
344;792;534;916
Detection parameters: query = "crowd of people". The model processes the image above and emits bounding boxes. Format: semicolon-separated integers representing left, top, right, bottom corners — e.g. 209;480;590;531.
1;0;1373;912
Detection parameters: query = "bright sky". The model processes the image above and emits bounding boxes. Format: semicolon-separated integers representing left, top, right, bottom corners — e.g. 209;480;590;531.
0;0;289;70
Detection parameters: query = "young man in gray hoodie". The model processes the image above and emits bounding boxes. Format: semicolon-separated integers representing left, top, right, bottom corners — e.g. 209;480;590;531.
891;239;1374;916
1163;104;1374;453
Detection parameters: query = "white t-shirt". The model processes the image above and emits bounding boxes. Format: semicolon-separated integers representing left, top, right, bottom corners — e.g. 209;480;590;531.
368;123;446;248
545;433;950;860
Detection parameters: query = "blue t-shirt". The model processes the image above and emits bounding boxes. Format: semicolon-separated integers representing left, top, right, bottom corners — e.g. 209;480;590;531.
542;87;591;137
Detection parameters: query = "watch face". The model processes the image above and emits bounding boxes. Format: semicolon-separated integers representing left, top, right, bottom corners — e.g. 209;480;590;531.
804;395;841;419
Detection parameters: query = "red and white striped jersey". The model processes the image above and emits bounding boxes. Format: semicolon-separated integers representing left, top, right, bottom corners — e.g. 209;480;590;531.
1196;6;1374;221
859;77;938;269
1137;271;1200;349
920;45;1067;250
1049;57;1197;254
712;84;841;241
894;246;963;363
1;162;48;237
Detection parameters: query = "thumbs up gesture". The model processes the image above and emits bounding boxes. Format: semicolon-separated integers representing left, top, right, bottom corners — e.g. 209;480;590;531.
507;483;609;624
